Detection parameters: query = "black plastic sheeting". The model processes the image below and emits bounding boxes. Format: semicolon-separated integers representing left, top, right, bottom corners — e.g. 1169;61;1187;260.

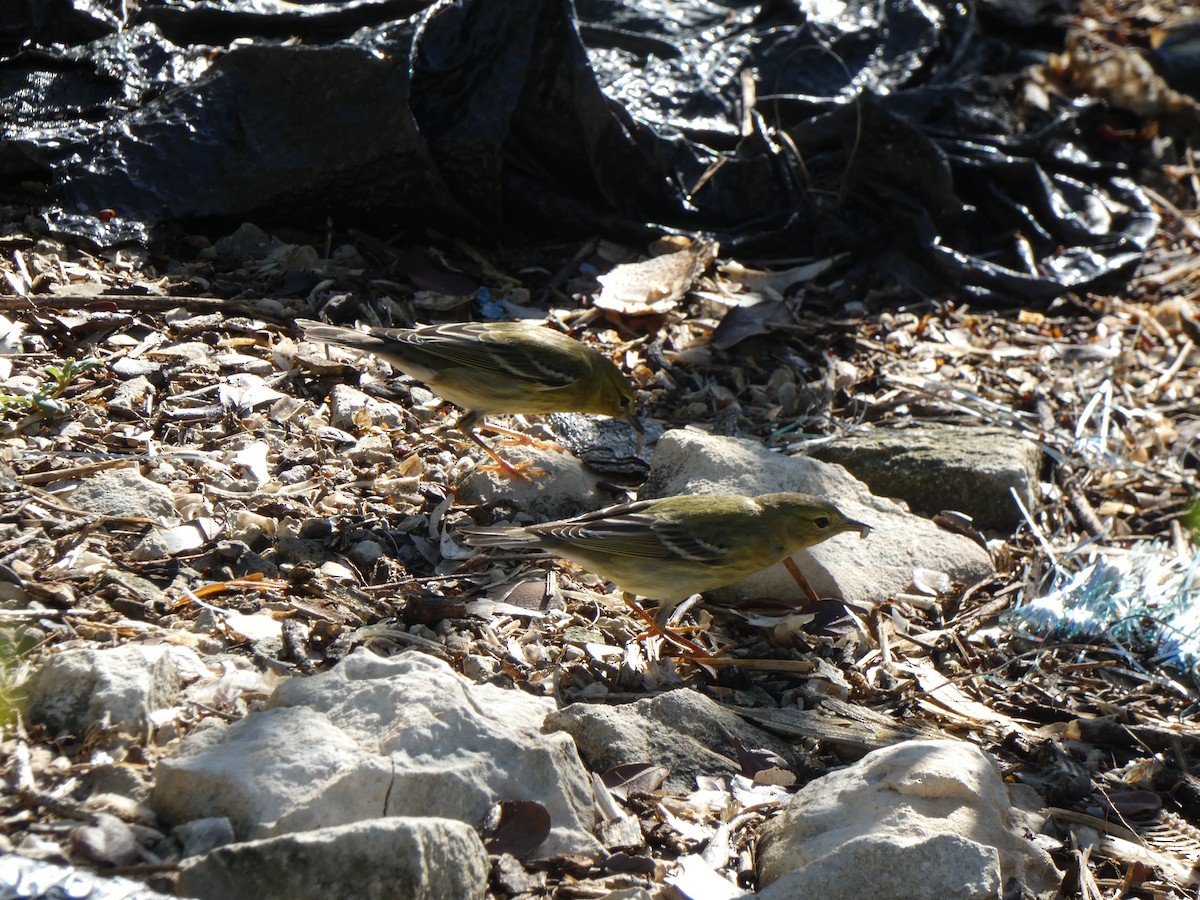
0;0;1160;300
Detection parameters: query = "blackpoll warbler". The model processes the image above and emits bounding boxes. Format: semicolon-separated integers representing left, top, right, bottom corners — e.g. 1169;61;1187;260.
461;492;870;631
298;319;641;476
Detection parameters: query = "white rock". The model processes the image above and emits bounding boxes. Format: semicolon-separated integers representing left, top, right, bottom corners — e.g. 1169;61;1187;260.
151;650;599;858
24;645;185;741
327;383;406;430
152;706;385;837
346;432;395;466
130;522;208;560
756;740;1059;899
642;430;993;605
66;467;177;521
177;817;487;900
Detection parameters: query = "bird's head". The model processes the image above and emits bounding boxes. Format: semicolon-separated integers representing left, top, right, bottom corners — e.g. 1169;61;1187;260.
591;358;643;434
759;492;871;550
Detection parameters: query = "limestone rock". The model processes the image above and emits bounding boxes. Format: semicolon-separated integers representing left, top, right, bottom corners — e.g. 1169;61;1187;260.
756;739;1059;899
346;432;395;466
151;650;599;858
806;424;1041;531
327;383;406;430
24;645;185;742
454;441;610;522
546;689;798;794
641;430;993;605
66;467;177;520
177;817;488;900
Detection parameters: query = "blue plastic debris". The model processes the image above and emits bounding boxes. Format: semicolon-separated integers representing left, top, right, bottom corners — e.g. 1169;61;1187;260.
1004;546;1200;680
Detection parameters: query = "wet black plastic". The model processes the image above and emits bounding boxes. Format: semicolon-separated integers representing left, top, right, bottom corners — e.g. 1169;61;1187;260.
0;0;1160;299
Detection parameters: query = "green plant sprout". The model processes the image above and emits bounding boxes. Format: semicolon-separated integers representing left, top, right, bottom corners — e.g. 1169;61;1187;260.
1184;497;1200;537
0;357;102;417
0;627;29;738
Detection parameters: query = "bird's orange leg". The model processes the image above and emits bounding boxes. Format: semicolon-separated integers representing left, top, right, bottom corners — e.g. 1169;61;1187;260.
457;413;546;480
476;421;566;454
783;556;821;603
622;593;711;657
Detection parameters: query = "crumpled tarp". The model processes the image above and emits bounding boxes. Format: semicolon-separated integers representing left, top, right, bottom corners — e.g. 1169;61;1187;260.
0;0;1161;300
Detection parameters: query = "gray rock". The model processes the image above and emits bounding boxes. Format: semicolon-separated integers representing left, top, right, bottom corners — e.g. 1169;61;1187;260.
109;372;156;409
805;424;1041;531
406;386;440;423
347;539;386;570
756;739;1060;900
67;467;177;520
129;527;185;561
152;706;382;837
454;442;610;522
492;852;547;894
328;384;407;430
70;812;143;867
347;432;395;466
642;430;993;606
178;818;487;900
104;569;168;605
24;645;184;741
174;817;237;857
214;222;274;257
462;654;501;681
151;650;599;858
546;690;797;794
759;833;1001;900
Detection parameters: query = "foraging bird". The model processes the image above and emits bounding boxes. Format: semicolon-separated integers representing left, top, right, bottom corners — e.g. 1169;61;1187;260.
297;319;641;477
461;492;870;638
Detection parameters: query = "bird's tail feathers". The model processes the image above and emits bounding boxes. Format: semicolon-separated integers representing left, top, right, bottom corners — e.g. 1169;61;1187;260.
296;319;389;353
460;526;538;548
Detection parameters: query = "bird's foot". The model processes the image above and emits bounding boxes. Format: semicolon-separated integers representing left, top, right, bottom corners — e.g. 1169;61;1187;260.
469;429;548;480
480;459;548;482
498;435;566;453
480;423;565;453
622;594;715;658
639;625;714;658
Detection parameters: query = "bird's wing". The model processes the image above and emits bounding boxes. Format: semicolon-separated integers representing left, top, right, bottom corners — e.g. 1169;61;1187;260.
534;500;732;566
400;324;583;389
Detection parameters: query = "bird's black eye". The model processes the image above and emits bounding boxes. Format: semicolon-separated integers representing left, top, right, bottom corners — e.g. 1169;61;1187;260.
619;395;632;409
814;516;831;529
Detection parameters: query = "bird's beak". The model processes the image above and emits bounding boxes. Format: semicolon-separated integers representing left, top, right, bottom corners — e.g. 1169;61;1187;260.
846;519;871;539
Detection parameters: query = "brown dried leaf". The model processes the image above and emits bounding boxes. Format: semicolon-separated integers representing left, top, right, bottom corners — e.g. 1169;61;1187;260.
601;763;670;801
480;800;552;859
595;242;717;316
